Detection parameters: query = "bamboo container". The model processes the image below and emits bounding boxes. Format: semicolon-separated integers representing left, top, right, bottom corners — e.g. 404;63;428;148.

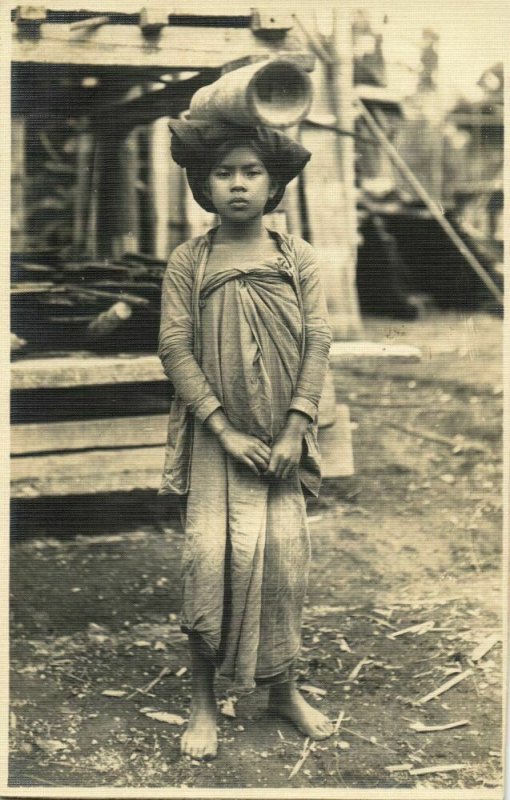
189;58;313;129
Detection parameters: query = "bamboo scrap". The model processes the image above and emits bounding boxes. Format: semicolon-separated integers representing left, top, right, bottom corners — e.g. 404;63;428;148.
288;738;312;779
470;634;501;663
388;621;435;640
416;669;473;705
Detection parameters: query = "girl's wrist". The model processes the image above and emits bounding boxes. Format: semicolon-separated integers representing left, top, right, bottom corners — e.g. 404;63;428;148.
205;408;231;439
285;410;310;436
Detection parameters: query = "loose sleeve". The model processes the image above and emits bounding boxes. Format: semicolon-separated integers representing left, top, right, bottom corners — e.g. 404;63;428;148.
288;242;332;421
158;245;222;423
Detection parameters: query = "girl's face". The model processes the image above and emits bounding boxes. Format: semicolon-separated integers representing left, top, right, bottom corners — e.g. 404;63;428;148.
205;145;277;222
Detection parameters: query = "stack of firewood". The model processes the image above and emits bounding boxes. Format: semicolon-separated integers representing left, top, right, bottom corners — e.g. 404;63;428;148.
11;252;166;355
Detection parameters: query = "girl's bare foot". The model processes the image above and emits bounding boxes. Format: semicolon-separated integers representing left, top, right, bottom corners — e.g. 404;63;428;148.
181;700;218;760
182;633;218;759
269;682;334;740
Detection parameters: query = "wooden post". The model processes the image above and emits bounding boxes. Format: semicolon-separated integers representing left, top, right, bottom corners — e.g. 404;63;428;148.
328;7;362;337
298;8;363;339
148;117;171;259
11;116;26;252
72;125;94;257
95;126;141;258
85;137;101;259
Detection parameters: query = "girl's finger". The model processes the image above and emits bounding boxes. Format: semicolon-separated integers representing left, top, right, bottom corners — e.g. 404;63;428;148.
255;442;271;460
274;458;285;479
251;451;269;469
255;452;271;467
241;455;260;475
280;461;290;480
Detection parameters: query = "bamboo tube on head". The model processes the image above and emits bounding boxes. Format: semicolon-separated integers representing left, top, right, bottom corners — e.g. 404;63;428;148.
189;59;313;129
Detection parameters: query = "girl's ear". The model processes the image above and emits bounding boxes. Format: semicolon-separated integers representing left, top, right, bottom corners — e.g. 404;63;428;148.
202;178;212;200
268;179;279;199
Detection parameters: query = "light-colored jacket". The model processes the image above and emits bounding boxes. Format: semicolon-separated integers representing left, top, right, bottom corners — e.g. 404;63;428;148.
158;227;332;497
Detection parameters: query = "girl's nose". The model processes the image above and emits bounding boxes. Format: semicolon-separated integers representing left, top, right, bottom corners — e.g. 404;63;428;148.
231;172;247;190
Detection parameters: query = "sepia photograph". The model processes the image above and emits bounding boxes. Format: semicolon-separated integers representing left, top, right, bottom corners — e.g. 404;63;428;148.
5;0;507;796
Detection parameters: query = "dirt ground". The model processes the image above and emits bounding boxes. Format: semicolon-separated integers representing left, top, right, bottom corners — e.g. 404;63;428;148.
9;311;505;793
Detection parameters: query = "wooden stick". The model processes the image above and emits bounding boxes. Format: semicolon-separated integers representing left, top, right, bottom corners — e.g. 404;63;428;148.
409;763;470;776
340;726;397;753
385;422;488;454
347;657;370;682
125;667;170;701
288;738;311;779
470;634;501;663
333;710;345;734
70;15;110;30
416;669;473;705
357;102;503;303
409;719;470;733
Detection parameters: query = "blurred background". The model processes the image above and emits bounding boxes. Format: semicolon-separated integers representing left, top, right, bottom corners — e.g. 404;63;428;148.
10;1;504;357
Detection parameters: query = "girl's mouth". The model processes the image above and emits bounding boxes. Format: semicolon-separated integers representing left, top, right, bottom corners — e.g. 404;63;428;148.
229;198;249;206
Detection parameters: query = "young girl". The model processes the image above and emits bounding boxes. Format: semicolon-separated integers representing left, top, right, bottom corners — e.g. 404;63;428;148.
158;118;334;759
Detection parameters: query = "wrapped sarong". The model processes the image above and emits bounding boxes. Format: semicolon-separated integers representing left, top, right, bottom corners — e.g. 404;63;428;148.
181;256;311;692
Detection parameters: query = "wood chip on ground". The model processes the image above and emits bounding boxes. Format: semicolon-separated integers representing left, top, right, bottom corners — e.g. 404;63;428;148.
409;719;470;732
299;684;328;697
288;738;312;779
347;657;370;682
470;634;501;663
388;621;435;640
409;763;470;776
416;669;473;705
385;763;414;773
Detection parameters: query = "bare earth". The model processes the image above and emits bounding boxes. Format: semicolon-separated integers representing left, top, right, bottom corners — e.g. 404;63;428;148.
9;312;504;792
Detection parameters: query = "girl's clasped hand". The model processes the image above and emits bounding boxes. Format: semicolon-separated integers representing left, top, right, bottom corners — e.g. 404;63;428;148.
218;425;303;480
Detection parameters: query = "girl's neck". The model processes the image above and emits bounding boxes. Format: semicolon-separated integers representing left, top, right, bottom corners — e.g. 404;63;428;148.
214;217;270;245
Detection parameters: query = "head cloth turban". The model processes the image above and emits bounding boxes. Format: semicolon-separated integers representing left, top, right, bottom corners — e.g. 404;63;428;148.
167;118;311;214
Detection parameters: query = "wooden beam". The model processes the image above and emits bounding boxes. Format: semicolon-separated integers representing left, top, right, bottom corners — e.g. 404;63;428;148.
11;116;26;251
11;23;282;69
11;342;422;391
329;341;421;363
11;413;168;455
18;3;256;18
10;403;356;496
11;445;166;497
11;355;167;390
